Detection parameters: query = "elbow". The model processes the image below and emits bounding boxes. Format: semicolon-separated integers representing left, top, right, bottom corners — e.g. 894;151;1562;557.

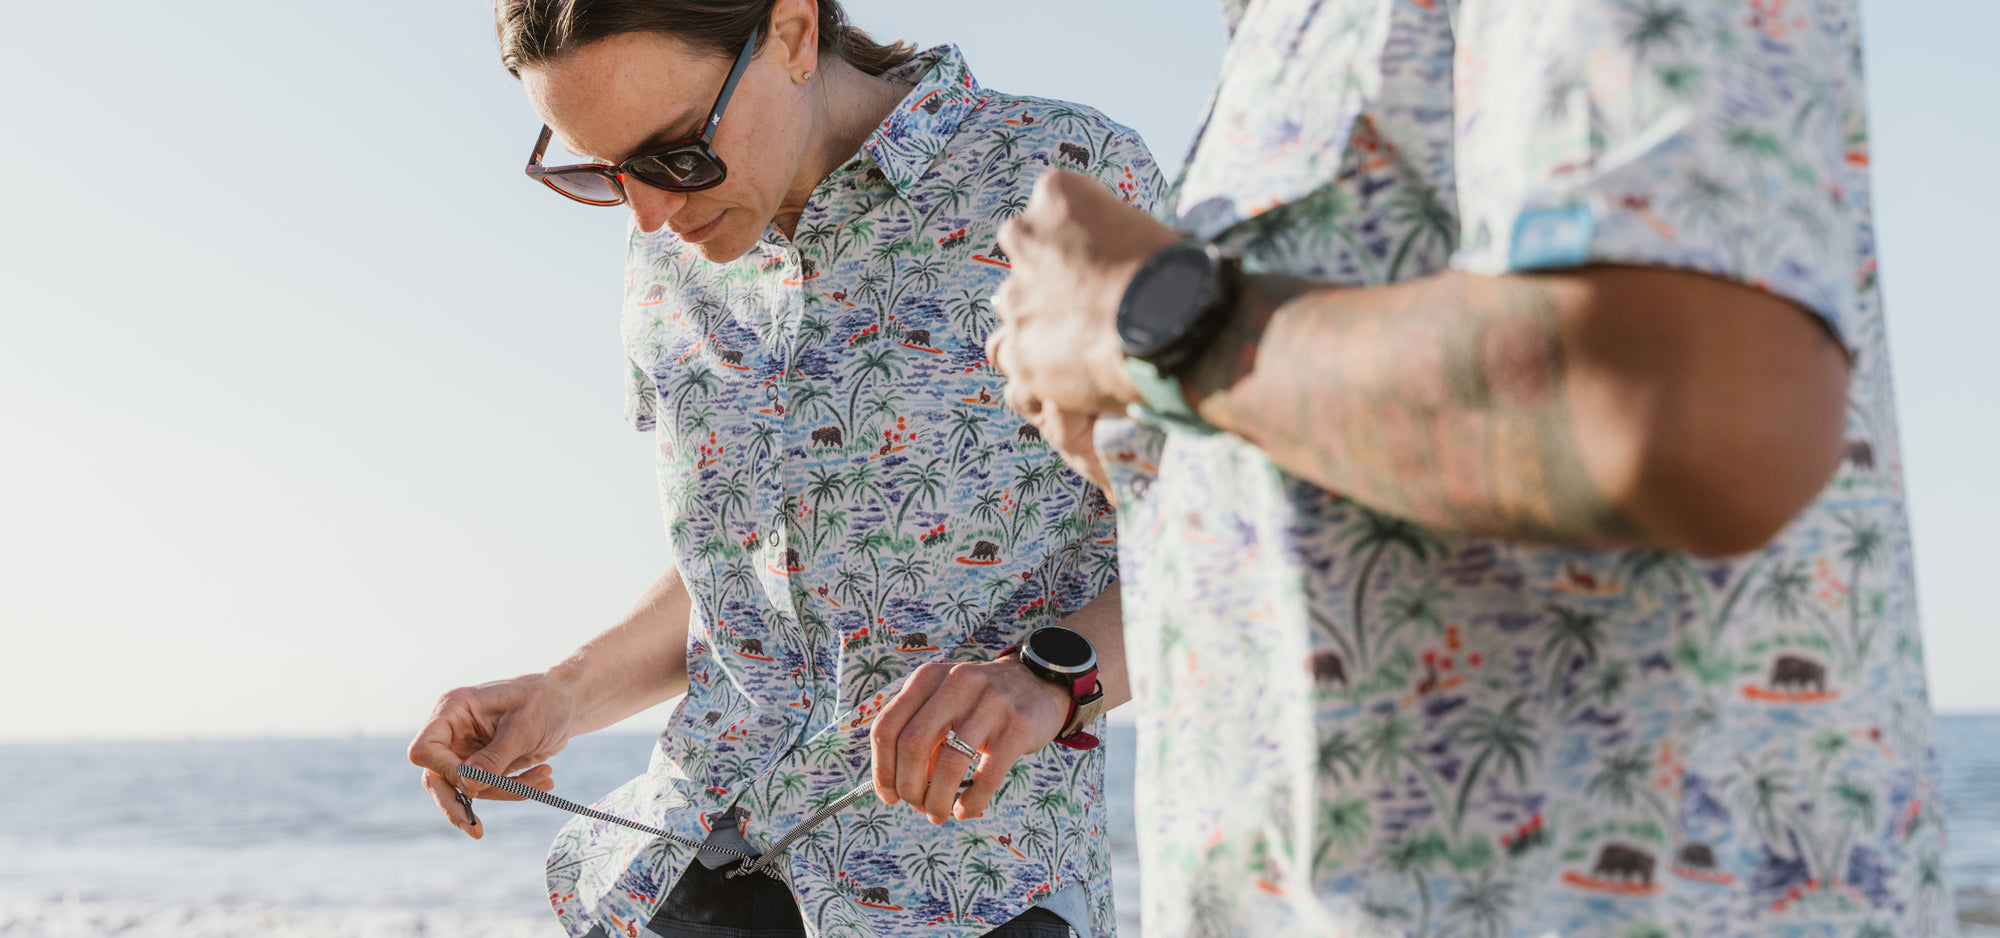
1558;266;1855;558
1658;466;1836;558
1615;368;1849;559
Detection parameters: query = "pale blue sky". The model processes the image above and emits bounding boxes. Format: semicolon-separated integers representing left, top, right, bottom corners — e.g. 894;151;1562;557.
2;0;1994;741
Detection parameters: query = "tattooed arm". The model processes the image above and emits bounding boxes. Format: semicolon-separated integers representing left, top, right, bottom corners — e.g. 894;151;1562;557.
1183;265;1850;554
989;171;1851;557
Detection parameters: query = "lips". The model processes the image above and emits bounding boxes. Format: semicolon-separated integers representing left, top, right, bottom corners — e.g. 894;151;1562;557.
676;212;726;244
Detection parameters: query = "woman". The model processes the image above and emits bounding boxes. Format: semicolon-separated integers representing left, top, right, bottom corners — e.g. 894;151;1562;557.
407;1;1163;936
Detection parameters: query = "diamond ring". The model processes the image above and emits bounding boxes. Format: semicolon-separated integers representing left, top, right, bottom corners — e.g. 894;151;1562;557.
943;729;981;764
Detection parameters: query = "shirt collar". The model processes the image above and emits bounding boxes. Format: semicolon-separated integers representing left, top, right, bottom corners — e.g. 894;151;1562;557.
862;45;983;197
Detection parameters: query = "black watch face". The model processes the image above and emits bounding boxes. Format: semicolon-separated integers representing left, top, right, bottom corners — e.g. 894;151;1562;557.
1118;243;1217;359
1025;626;1095;674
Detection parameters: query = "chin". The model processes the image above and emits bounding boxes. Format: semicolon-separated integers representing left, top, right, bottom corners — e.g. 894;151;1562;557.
686;222;765;264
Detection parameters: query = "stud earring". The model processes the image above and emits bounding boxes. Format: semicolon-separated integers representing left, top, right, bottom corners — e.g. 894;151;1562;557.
797;70;814;83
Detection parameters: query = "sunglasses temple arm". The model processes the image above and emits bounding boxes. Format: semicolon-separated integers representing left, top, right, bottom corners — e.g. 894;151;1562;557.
526;124;555;173
702;25;760;144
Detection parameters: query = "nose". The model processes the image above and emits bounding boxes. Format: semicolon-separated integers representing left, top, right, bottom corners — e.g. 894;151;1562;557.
624;179;690;233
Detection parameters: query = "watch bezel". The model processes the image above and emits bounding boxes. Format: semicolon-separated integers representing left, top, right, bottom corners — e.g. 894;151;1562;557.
1116;241;1223;361
1117;240;1242;377
1020;626;1098;679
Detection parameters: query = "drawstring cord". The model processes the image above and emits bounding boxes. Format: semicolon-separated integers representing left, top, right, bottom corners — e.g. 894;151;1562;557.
456;765;953;881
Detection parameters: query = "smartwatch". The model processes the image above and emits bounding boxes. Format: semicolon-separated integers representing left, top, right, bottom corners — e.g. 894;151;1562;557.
1003;626;1105;750
1115;240;1242;377
1115;240;1240;431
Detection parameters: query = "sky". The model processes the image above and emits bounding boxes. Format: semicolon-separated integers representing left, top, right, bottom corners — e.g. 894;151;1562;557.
2;0;1996;742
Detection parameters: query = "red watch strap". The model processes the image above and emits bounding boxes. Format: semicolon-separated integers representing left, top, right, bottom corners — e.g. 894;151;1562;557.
1000;644;1102;750
1073;669;1099;699
1052;694;1100;750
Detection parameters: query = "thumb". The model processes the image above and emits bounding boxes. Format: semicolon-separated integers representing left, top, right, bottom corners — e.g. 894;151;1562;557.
456;725;527;797
459;718;560;800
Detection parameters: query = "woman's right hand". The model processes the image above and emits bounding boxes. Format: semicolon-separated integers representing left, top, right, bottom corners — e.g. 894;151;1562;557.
407;674;578;839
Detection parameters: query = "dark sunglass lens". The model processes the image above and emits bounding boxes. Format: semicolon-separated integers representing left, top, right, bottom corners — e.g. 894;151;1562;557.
546;171;622;204
633;149;722;190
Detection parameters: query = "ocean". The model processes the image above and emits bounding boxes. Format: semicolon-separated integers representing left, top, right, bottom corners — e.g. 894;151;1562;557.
1;718;1994;937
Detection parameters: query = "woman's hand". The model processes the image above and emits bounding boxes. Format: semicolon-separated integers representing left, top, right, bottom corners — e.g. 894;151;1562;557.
406;674;579;839
869;658;1073;824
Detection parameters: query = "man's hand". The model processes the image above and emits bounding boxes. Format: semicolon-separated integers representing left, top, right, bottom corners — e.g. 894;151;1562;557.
869;657;1073;824
407;675;577;839
987;170;1182;476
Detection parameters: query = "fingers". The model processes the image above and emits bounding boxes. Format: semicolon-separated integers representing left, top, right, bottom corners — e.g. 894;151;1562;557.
995;215;1032;264
939;709;1015;822
874;660;1072;824
421;768;483;839
889;665;976;813
1040;405;1105;483
871;662;950;805
408;681;568;842
407;713;472;782
419;757;560;840
985;322;1007;369
924;711;1003;823
460;761;555;802
1004;381;1043;421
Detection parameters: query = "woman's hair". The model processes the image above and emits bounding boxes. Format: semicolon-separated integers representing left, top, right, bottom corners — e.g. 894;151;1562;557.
496;0;917;78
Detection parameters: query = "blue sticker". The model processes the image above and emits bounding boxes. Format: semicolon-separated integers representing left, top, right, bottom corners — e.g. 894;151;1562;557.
1509;204;1596;270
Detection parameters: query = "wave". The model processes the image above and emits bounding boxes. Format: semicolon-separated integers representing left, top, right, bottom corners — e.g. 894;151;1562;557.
0;891;550;938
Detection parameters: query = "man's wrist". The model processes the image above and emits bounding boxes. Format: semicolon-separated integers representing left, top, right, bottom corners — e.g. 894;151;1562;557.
1126;358;1218;434
1176;271;1286;434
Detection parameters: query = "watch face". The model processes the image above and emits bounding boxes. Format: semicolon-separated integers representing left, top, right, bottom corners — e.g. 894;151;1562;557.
1118;243;1217;359
1024;626;1096;675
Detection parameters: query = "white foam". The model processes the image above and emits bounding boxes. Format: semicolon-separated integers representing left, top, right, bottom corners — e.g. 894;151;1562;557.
0;891;548;938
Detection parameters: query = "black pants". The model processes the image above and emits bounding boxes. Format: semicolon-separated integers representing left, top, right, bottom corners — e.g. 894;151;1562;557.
644;858;1075;938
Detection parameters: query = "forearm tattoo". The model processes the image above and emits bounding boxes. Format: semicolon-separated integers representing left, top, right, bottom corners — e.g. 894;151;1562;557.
1184;271;1641;544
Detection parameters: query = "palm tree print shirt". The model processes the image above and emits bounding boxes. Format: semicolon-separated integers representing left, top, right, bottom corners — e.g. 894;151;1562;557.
1097;1;1955;936
544;46;1164;938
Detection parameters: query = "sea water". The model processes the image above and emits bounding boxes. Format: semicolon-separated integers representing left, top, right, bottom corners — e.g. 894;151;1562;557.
0;720;1992;937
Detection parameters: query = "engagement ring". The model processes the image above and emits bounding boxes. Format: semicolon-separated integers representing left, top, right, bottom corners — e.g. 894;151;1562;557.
943;729;981;766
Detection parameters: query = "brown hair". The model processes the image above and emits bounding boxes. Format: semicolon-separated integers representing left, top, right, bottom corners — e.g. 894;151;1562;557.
496;0;917;78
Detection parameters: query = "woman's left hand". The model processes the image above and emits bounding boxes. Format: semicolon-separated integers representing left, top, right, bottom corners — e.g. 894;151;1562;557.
869;658;1073;823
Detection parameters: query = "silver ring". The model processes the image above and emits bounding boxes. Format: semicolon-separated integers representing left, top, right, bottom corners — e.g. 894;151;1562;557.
943;729;980;763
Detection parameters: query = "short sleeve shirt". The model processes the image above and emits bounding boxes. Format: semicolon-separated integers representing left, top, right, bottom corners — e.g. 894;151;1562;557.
1099;1;1955;935
545;47;1165;938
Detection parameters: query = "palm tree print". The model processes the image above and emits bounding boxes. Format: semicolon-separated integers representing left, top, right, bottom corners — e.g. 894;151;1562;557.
1448;696;1537;829
1338;507;1447;670
1093;1;1948;935
1538;604;1606;710
549;45;1163;938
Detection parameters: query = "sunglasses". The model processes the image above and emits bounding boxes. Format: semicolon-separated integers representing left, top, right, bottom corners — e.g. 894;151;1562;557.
525;26;760;206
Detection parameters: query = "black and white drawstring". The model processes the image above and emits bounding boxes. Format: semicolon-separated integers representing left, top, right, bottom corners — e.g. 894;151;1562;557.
456;764;890;881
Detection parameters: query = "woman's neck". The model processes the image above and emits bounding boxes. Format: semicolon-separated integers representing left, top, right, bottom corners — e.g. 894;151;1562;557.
774;57;913;238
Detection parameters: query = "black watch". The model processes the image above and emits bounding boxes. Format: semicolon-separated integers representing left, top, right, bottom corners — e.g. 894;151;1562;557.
1115;240;1242;377
1004;626;1105;750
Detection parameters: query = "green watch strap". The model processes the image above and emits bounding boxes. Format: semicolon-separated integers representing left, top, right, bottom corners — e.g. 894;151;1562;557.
1125;358;1218;435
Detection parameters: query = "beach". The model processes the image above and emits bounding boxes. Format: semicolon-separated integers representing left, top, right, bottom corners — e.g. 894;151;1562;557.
2;719;1993;937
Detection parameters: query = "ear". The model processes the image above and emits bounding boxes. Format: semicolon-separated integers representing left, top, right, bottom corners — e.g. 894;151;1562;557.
767;0;822;79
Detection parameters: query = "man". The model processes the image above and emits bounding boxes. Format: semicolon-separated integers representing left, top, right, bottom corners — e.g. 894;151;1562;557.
985;0;1956;935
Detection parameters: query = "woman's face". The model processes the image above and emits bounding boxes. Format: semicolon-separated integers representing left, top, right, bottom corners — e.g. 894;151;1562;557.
523;28;819;263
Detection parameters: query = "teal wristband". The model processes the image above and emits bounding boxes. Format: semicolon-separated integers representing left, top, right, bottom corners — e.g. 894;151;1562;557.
1124;358;1218;435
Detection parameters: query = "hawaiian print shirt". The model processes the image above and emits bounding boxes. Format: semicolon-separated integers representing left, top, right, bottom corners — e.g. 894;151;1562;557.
544;46;1164;938
1098;1;1956;936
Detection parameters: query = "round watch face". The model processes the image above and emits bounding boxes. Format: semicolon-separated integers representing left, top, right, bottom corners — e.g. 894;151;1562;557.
1024;626;1096;675
1117;243;1218;359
